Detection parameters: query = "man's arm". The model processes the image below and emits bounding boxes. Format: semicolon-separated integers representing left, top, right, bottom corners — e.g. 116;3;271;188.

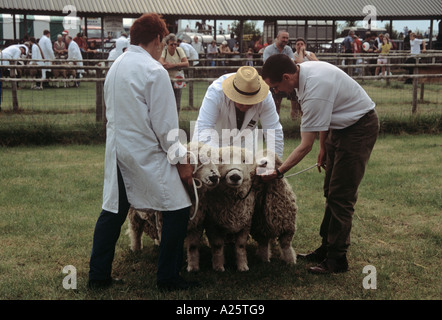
317;130;328;172
259;131;317;181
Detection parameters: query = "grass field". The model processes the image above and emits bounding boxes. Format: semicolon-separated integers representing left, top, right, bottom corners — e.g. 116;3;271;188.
0;135;440;300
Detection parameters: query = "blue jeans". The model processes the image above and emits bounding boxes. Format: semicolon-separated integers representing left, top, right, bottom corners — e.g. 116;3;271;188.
89;166;190;283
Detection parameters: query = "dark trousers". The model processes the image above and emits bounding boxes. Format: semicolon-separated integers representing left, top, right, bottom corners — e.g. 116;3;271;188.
89;166;191;283
320;110;379;259
157;207;190;283
89;167;130;281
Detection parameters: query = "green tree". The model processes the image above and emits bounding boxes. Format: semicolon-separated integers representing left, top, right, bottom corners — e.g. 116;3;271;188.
231;20;262;38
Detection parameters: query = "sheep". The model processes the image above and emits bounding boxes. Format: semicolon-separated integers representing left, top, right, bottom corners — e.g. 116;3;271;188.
251;150;298;265
51;61;76;88
185;142;220;272
203;146;255;272
127;142;220;272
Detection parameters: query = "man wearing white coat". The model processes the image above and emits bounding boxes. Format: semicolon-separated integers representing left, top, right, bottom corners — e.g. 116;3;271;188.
107;34;129;66
88;13;195;291
38;30;55;86
66;35;84;87
192;66;284;159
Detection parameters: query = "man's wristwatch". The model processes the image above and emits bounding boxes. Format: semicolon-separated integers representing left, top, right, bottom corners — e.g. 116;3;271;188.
275;168;284;179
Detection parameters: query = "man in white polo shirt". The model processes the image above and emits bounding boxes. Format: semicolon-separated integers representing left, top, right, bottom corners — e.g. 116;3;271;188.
260;54;379;274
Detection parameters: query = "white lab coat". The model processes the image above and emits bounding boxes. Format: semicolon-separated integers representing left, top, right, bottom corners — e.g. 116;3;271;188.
107;36;129;65
38;35;55;76
67;40;84;73
1;45;22;65
31;43;44;64
102;45;191;213
192;73;284;158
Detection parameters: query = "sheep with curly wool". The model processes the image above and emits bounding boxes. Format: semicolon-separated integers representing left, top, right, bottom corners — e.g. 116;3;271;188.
251;150;297;265
127;142;220;273
203;146;255;272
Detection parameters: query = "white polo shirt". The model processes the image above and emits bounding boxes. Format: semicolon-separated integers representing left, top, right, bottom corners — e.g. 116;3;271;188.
296;61;375;132
410;39;423;55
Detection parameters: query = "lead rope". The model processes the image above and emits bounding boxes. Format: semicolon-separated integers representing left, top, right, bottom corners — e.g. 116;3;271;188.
187;151;204;220
284;163;319;178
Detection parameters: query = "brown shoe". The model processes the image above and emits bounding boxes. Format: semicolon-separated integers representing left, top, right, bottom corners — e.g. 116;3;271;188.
297;246;327;263
308;257;349;274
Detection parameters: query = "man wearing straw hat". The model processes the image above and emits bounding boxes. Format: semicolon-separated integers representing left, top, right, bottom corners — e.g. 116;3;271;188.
192;66;284;159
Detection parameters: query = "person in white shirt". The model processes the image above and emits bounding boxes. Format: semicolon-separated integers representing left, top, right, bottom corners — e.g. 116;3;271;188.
107;34;129;65
66;35;84;87
29;37;45;89
88;13;195;291
0;44;27;107
0;44;27;67
261;55;379;275
38;30;55;86
178;39;199;65
293;37;319;64
405;32;427;83
206;40;218;66
192;66;284;159
191;36;204;56
409;32;426;55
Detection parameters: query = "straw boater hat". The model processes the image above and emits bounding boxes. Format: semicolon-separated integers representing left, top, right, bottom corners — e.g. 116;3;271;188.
222;66;269;105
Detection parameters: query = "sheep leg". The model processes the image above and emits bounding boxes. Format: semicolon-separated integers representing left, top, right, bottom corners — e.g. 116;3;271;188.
186;229;202;272
279;232;296;265
128;220;145;252
255;237;271;263
235;229;250;271
209;235;225;272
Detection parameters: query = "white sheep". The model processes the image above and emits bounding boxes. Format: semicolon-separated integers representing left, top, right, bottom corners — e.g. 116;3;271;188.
204;146;255;272
251;150;298;265
127;142;220;272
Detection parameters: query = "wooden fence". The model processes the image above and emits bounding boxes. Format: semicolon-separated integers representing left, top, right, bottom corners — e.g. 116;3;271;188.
1;53;441;122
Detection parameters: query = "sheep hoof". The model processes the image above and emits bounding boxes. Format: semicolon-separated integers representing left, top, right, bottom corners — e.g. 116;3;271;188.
187;265;200;272
213;265;225;272
237;264;250;272
281;247;297;265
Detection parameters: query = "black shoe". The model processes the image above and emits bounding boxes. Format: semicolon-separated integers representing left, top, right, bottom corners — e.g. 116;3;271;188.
297;246;327;262
157;277;200;292
88;278;124;290
308;257;349;275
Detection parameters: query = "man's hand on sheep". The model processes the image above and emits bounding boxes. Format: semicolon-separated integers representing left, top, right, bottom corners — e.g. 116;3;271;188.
176;163;194;191
256;167;278;182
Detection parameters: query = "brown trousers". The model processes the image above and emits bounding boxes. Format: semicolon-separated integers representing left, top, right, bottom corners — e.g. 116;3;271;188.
320;109;379;259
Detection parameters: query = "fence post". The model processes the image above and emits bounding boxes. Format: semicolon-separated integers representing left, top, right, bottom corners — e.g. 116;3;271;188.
412;67;418;114
419;83;425;103
188;68;194;108
11;69;19;112
96;75;105;122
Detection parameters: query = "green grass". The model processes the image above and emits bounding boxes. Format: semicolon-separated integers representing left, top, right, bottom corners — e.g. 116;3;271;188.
0;135;440;300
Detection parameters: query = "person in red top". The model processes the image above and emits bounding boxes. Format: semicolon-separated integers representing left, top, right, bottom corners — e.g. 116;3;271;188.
73;33;88;53
353;34;361;54
353;33;362;75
